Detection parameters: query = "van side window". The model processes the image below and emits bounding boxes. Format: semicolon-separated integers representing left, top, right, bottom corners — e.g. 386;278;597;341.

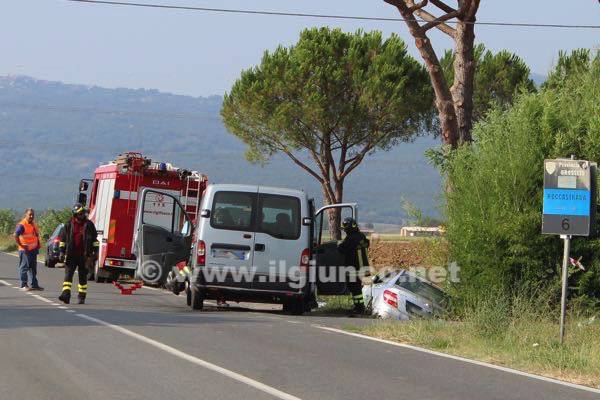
258;194;300;240
210;191;255;232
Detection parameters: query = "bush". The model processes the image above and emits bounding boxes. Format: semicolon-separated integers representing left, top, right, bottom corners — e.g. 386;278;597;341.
445;50;600;311
0;209;17;235
37;208;72;238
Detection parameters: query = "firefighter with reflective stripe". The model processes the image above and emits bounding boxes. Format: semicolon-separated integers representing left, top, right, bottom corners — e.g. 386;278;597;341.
337;217;370;314
58;203;99;304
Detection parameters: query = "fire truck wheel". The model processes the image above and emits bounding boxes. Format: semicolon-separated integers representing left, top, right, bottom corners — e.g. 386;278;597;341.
191;287;204;310
109;272;120;283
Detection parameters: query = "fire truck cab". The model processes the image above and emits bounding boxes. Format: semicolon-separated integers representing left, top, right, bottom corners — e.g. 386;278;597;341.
78;152;207;283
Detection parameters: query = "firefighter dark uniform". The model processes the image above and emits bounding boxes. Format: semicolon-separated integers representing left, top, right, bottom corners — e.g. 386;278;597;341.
58;204;99;304
337;217;370;313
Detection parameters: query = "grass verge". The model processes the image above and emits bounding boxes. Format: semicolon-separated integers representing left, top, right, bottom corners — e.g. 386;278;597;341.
348;312;600;388
0;234;17;253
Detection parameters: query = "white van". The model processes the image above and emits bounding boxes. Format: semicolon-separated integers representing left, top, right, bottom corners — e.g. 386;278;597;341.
135;184;358;314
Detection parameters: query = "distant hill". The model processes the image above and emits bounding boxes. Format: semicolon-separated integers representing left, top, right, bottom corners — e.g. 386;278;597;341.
0;75;442;224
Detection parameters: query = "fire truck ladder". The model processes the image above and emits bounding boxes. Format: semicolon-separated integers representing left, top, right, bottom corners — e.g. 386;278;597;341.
183;172;204;224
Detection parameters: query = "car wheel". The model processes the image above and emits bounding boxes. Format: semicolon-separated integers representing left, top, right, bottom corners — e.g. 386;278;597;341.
191;287;204;310
185;282;192;306
47;259;57;268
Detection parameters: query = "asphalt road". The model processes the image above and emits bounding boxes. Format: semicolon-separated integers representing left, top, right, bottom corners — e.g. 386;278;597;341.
0;252;598;400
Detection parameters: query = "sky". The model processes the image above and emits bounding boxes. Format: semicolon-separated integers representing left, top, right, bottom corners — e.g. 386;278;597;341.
1;0;599;97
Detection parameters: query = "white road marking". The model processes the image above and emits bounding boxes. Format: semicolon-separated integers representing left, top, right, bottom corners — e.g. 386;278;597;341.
30;294;54;304
314;325;600;394
0;279;13;286
74;313;302;400
58;306;68;309
66;310;76;313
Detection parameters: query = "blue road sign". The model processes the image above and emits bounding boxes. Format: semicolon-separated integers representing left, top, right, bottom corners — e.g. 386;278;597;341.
543;189;590;216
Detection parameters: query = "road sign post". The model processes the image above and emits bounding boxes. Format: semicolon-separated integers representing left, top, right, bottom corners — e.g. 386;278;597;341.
542;156;597;343
559;234;570;344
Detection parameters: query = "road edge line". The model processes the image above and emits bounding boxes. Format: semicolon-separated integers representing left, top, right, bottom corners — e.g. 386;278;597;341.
75;312;303;400
314;325;600;394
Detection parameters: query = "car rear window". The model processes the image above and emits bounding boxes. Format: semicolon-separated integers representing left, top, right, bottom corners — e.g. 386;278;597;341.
258;194;301;240
210;191;256;232
396;277;447;305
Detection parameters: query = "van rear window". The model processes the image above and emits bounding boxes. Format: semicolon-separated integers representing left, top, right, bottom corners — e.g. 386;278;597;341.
210;191;255;232
258;194;300;240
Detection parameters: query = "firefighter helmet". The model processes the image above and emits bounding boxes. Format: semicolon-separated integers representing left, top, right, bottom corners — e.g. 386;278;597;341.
341;217;358;232
72;203;87;216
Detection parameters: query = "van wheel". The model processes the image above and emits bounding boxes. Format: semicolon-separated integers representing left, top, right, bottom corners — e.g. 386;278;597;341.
284;298;305;316
191;287;204;310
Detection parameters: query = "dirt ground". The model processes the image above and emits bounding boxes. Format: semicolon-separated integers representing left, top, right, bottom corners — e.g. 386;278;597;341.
368;237;448;269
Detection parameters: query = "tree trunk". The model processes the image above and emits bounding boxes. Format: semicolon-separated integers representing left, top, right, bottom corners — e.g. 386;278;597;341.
321;185;342;240
413;36;459;149
450;20;476;144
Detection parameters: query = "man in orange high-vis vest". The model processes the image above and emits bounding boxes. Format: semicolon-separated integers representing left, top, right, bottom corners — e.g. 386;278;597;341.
13;208;44;291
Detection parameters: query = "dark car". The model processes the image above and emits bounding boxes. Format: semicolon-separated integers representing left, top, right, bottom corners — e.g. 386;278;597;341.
44;223;64;268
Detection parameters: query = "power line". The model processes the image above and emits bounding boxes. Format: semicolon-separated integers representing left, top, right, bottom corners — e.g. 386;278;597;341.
65;0;600;29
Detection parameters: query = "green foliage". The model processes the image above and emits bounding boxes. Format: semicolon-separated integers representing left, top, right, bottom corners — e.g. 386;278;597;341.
543;49;592;91
222;27;432;184
0;209;17;235
37;208;71;238
440;44;536;123
445;49;600;309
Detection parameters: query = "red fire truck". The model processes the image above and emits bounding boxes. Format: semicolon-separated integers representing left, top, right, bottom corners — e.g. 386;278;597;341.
77;152;207;283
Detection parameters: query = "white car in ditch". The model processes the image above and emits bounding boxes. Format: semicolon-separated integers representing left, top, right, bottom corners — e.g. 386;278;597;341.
362;269;449;320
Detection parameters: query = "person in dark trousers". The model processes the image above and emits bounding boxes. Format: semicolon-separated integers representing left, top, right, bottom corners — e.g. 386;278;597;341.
14;208;44;291
58;203;99;304
337;217;370;314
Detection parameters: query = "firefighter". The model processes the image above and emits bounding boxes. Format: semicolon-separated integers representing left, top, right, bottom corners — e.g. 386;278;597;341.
58;203;99;304
337;217;370;314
